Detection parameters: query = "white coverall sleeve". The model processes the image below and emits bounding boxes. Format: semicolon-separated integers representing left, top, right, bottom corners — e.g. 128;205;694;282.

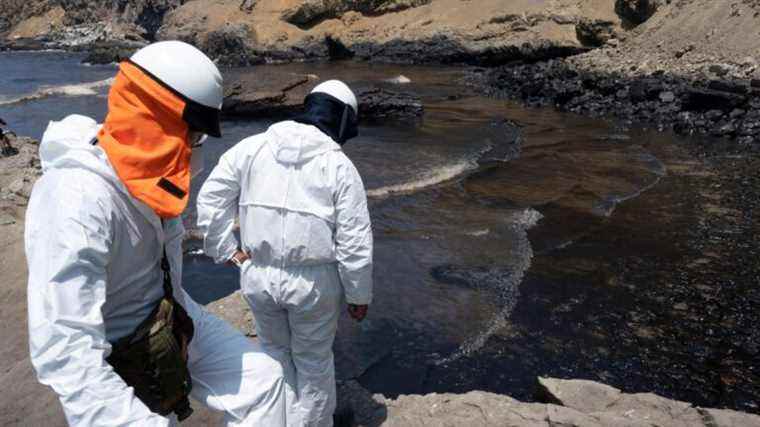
25;179;168;426
197;147;242;264
334;157;374;305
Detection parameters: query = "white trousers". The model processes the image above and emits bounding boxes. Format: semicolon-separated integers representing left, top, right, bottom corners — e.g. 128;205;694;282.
184;301;289;426
241;262;342;427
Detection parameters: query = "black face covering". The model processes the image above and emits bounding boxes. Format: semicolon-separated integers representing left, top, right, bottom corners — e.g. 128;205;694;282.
293;92;358;145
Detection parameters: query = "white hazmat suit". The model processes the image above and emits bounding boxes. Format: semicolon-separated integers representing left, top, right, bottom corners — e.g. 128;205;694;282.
197;120;373;426
25;114;289;426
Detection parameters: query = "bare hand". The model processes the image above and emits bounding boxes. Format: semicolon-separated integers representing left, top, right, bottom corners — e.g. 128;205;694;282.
347;304;368;322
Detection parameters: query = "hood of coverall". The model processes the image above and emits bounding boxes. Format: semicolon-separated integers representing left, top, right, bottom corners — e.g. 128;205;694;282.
39;114;113;178
97;60;195;218
267;120;343;165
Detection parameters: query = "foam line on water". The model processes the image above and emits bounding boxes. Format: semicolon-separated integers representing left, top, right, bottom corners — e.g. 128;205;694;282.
366;141;500;198
434;208;541;365
0;77;114;106
366;159;476;198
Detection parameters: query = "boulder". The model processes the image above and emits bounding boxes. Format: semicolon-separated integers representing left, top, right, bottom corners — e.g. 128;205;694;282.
281;0;431;28
201;23;262;67
222;71;314;117
81;43;137;65
707;80;750;95
536;377;622;413
615;0;663;26
682;88;747;112
355;88;423;121
575;19;617;47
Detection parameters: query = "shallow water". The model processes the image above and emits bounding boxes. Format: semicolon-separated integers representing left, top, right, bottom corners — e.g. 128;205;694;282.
4;53;738;409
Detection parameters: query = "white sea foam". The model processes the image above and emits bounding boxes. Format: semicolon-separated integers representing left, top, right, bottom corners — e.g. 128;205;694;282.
465;228;491;237
366;159;475;198
385;75;411;84
435;212;536;365
432;207;543;364
0;77;114;106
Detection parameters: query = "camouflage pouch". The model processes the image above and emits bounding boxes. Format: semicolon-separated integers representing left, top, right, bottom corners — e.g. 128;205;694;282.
107;248;195;421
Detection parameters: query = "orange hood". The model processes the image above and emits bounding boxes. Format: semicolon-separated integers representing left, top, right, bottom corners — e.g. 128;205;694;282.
98;61;192;219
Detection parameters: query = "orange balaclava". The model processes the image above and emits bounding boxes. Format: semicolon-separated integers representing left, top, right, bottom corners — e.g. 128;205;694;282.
98;61;193;218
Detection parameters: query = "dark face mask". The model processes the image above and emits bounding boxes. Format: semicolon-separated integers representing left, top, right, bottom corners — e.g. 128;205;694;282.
293;92;358;145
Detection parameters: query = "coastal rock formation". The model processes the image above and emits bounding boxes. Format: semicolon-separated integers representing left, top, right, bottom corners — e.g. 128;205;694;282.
469;0;760;144
3;0;623;66
333;376;760;427
222;71;423;120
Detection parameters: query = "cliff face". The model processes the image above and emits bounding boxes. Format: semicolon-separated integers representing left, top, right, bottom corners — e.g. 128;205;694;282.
156;0;624;65
1;0;625;65
56;0;185;39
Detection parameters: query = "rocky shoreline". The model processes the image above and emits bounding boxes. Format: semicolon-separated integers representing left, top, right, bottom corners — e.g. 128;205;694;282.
466;59;760;145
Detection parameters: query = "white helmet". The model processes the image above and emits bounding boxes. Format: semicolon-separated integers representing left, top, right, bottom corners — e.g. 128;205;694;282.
311;80;358;115
130;41;224;137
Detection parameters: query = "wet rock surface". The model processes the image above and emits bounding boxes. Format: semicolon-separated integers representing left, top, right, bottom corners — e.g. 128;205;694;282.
222;72;424;121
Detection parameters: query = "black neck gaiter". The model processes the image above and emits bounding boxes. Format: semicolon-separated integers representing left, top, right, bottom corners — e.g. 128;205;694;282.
293;92;358;145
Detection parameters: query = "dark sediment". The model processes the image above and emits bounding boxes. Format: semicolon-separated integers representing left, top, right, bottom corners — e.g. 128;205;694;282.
467;61;760;147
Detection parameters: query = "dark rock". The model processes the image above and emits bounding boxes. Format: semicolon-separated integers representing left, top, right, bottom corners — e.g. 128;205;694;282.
356;88;423;121
730;109;746;119
201;24;263;66
351;36;589;66
575;19;617;47
520;83;545;98
752;79;760;89
707;80;750;95
659;91;676;103
674;44;695;59
334;380;386;427
82;44;136;65
708;64;731;77
0;37;47;51
714;121;737;136
281;0;431;28
629;79;664;102
706;110;725;121
239;0;257;12
223;71;312;118
326;36;354;60
615;0;662;26
682;89;746;112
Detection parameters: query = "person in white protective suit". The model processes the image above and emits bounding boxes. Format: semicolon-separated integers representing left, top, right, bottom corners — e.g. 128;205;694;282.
197;80;373;427
25;41;290;426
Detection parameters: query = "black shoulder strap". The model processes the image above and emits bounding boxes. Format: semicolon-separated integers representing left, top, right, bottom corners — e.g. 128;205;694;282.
159;219;174;300
160;247;174;300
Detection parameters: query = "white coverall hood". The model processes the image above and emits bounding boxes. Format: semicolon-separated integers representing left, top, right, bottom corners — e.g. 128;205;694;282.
268;120;342;165
40;114;108;173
